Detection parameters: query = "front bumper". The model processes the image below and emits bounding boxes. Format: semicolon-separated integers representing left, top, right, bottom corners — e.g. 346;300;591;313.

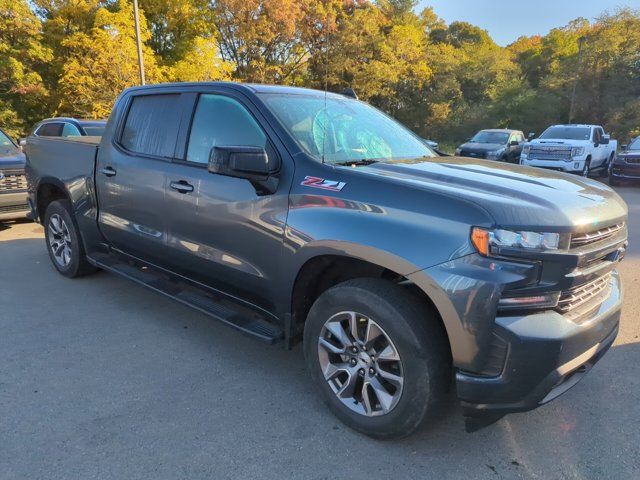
522;156;586;173
610;163;640;180
0;191;29;220
457;270;621;415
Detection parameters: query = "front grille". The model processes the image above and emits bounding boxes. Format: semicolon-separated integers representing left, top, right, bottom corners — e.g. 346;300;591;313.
0;203;28;214
557;273;612;313
0;171;28;192
528;146;572;161
460;150;485;159
570;223;625;248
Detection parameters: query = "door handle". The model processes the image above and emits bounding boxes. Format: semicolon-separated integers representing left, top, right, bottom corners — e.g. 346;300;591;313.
170;180;194;194
99;166;117;177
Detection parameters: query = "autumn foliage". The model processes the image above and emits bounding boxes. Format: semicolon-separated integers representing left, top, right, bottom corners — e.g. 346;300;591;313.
0;0;639;144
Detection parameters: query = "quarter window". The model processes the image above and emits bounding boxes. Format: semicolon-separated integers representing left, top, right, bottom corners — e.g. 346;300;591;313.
187;94;267;164
121;94;181;157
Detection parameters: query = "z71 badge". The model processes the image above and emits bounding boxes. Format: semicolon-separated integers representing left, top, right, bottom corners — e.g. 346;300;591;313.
301;176;346;192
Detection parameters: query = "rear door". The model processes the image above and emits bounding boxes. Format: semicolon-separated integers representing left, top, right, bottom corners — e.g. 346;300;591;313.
162;89;293;312
95;91;190;264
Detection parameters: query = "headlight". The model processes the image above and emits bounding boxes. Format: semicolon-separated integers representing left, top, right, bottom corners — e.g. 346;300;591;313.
571;147;585;157
522;145;530;156
486;148;505;159
471;227;567;256
455;148;462;155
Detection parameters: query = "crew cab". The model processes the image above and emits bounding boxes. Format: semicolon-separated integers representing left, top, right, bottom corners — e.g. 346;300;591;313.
521;124;617;176
0;128;28;221
25;83;628;438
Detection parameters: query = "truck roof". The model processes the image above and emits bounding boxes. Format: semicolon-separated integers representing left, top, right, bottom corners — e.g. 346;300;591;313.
549;124;600;128
122;82;350;100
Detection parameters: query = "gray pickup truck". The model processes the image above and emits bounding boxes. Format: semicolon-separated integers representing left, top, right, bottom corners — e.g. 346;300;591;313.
25;83;628;438
0;128;28;221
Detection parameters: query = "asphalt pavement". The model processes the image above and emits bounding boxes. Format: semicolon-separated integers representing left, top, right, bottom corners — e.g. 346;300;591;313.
1;185;639;480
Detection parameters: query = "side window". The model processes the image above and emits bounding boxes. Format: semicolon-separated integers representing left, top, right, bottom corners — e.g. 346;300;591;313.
121;94;182;157
187;94;267;165
592;128;600;143
516;133;525;143
36;123;64;137
61;123;82;137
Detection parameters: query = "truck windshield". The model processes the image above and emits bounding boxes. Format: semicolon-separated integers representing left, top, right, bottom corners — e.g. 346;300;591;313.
261;94;435;164
628;138;640;151
470;131;509;144
0;129;18;154
539;127;591;141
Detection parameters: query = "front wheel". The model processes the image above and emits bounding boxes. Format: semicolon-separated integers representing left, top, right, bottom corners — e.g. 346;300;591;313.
582;158;591;177
44;200;97;278
303;278;450;439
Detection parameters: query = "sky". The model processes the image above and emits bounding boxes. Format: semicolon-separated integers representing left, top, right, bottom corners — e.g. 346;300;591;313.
417;0;635;46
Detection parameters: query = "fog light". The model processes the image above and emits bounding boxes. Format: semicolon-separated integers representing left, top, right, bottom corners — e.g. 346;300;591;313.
498;292;560;311
574;162;580;169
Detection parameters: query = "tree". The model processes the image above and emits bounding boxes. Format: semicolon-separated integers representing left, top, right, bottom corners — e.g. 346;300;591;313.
56;0;164;118
0;0;51;136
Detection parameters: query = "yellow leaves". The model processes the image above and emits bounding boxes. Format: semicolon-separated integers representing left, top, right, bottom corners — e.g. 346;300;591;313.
166;37;233;81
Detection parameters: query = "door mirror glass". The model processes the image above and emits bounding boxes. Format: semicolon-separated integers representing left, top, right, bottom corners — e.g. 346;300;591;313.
208;145;280;179
621;144;627;151
601;134;610;145
527;132;536;141
509;140;519;147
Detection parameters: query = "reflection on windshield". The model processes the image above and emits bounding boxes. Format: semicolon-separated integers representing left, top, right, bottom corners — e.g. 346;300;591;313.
470;131;509;144
540;127;590;140
628;138;640;151
261;94;436;164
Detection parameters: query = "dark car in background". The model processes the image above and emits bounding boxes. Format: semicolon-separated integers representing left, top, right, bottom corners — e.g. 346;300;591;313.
610;136;640;186
0;128;28;221
28;117;106;139
456;129;526;163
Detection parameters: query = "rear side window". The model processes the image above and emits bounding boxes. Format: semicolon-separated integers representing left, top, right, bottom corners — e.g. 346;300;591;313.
121;94;181;157
187;94;267;164
36;123;64;137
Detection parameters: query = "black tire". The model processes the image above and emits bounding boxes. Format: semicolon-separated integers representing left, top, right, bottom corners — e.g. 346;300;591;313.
44;200;97;278
303;278;451;439
582;157;591;177
599;153;614;178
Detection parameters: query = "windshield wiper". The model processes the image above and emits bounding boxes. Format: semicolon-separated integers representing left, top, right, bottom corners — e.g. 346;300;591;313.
332;159;381;167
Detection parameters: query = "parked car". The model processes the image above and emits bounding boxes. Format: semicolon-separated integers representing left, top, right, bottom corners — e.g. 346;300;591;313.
455;129;525;163
521;124;617;177
25;83;628;438
609;136;640;186
422;138;449;156
0;128;29;221
29;117;107;139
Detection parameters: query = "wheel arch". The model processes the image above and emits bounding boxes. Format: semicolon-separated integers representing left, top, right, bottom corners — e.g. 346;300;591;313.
286;245;452;357
35;177;71;223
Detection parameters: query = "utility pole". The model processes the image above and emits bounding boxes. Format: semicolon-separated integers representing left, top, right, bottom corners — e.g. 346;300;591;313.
133;0;146;85
568;36;585;124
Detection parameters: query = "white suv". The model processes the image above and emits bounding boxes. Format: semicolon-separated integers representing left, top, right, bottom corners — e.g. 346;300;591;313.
521;124;617;177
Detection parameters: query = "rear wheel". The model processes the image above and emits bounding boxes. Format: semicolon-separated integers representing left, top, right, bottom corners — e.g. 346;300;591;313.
44;200;97;278
609;173;620;187
303;278;450;439
600;152;615;178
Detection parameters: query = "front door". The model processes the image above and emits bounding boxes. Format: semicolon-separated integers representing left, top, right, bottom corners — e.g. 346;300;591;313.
95;92;186;264
163;91;292;313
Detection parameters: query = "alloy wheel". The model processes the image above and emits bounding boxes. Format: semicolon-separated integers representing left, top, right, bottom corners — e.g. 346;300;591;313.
317;311;404;417
48;214;72;267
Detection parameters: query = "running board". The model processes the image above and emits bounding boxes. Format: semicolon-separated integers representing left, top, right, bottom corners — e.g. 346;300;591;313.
88;253;284;344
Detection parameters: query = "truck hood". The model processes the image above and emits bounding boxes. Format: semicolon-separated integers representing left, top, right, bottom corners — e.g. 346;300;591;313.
458;142;505;153
359;157;627;231
529;139;590;147
0;148;25;171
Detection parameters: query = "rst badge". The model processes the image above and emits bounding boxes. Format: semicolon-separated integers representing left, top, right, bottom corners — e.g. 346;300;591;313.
301;176;346;192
